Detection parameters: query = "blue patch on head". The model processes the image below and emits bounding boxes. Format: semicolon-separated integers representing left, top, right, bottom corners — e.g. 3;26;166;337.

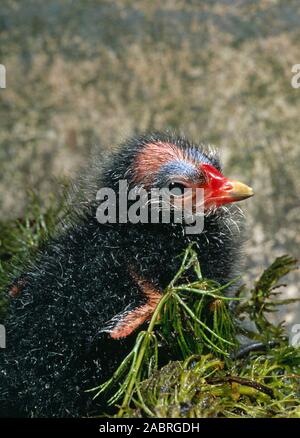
187;148;214;166
151;147;217;187
161;160;196;177
156;160;200;186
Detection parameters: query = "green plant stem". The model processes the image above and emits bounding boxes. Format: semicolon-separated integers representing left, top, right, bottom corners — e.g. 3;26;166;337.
117;290;171;416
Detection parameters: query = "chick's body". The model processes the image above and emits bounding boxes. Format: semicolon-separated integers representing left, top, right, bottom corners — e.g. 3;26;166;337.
0;133;251;417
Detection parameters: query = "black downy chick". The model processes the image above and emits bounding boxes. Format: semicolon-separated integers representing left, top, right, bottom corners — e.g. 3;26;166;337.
0;133;253;417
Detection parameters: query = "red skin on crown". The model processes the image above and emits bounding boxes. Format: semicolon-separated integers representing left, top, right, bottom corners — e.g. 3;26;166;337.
132;141;187;186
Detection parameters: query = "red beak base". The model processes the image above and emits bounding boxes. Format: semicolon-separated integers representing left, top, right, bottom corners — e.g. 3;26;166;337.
201;164;254;209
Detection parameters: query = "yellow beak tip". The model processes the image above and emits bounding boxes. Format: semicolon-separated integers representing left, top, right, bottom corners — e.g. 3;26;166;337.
230;181;254;200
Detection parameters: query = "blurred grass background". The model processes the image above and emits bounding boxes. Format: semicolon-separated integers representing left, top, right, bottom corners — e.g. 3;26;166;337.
0;0;299;325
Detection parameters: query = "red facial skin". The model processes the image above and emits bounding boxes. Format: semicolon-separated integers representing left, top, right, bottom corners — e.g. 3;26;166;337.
200;163;253;210
133;141;253;210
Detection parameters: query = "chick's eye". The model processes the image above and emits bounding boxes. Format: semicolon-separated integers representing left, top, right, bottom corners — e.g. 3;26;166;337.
168;181;186;196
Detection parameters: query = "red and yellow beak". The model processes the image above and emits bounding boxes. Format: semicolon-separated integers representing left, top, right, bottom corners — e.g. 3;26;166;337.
201;164;254;209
